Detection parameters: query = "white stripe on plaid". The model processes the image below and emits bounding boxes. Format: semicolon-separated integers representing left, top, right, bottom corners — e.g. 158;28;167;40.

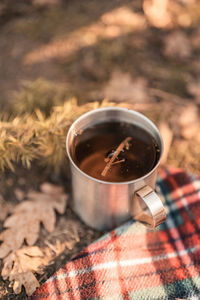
159;178;200;213
47;246;199;283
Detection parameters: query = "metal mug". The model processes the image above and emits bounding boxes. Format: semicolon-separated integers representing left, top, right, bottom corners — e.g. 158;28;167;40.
66;107;166;231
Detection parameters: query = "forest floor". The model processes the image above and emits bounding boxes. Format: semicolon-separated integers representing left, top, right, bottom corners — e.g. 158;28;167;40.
0;0;200;298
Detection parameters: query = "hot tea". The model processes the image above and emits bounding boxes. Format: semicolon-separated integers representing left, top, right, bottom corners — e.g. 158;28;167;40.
71;121;160;182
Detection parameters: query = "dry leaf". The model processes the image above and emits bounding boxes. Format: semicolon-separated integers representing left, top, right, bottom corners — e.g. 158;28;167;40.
163;31;191;59
2;243;65;296
2;247;42;295
103;70;148;102
143;0;172;28
0;183;68;258
0;195;14;222
159;122;173;165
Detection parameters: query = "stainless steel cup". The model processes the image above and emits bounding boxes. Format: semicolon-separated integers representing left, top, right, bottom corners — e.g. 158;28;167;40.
66;107;166;231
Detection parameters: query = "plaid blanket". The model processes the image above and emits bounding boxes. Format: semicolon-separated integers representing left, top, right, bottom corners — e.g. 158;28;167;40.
30;167;200;300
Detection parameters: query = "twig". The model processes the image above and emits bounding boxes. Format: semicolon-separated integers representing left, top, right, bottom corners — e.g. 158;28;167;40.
44;240;57;253
101;137;132;177
111;159;125;165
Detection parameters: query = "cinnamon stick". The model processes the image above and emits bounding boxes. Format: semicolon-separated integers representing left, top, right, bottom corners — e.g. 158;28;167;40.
101;137;132;177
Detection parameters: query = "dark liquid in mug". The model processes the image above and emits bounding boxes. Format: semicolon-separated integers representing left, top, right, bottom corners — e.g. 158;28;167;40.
71;121;160;182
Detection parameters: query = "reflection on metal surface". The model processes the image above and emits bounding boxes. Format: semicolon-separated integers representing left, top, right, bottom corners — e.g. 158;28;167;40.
133;185;166;228
66;107;165;231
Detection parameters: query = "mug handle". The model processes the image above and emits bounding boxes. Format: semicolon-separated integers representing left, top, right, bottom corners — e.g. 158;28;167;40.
132;185;166;228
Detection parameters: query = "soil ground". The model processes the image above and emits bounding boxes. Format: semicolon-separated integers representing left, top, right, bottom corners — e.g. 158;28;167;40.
0;0;200;298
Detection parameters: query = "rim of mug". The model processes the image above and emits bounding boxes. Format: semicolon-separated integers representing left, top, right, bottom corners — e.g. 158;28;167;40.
66;107;164;185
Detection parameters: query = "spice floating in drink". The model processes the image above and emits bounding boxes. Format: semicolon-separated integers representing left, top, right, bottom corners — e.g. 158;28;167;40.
101;137;132;177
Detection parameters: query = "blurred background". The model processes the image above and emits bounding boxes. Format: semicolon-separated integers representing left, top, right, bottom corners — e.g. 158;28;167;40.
0;0;200;174
0;2;200;298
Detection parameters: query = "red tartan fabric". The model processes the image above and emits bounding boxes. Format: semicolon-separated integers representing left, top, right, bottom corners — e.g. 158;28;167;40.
29;168;200;299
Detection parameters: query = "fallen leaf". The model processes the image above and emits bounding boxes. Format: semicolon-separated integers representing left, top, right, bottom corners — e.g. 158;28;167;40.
143;0;172;28
2;243;65;296
0;183;68;258
0;195;14;222
159;122;173;165
163;31;191;59
103;70;148;102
